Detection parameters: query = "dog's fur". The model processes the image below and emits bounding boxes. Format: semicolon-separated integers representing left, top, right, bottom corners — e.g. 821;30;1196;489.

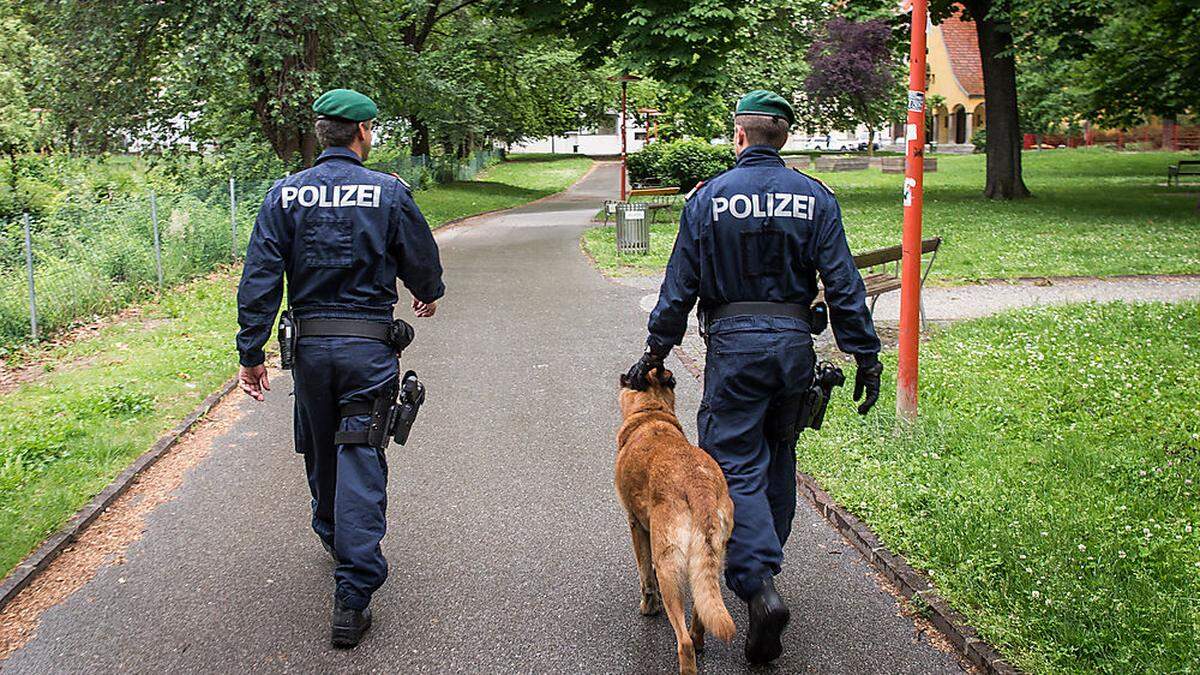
616;368;736;675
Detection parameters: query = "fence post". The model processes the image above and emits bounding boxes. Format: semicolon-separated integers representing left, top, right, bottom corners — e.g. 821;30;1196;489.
150;191;163;291
22;213;38;341
229;176;237;260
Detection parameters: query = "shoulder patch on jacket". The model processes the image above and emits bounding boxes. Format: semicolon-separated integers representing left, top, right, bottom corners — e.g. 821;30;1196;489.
389;172;411;190
684;181;705;201
793;167;834;195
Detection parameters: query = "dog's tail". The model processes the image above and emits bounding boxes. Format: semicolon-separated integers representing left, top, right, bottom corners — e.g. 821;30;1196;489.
687;502;736;642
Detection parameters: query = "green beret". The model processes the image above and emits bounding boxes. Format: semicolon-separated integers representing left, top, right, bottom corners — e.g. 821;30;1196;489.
312;89;378;122
735;90;795;127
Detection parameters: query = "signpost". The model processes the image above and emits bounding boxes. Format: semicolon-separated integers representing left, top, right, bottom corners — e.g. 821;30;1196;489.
897;0;928;421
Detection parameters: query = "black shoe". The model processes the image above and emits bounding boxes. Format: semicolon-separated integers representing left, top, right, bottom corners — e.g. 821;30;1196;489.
331;597;372;648
745;576;790;665
321;540;340;565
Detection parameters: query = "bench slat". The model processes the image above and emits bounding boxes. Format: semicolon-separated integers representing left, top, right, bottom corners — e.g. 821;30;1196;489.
629;186;681;197
852;236;941;269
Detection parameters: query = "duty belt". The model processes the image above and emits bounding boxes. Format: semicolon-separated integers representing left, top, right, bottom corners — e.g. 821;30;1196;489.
706;301;812;323
297;318;391;342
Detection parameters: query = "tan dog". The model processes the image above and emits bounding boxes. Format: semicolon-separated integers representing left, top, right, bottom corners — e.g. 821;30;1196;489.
616;368;736;675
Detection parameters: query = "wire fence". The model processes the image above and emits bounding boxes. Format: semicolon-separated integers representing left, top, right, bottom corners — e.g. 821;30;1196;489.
0;148;503;348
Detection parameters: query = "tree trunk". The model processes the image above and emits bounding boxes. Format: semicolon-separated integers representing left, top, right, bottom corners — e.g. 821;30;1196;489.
409;116;430;157
867;127;876;157
1163;114;1178;151
963;0;1031;199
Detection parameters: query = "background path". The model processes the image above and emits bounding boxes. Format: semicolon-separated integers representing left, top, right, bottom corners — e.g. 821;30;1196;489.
2;162;961;674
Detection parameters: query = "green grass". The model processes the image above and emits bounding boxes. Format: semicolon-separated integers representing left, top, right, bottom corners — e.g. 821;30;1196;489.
801;301;1200;673
0;155;593;580
415;154;592;227
583;149;1200;280
0;274;239;577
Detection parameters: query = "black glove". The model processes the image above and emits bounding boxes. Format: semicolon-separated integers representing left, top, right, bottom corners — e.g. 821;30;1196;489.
623;351;665;391
853;357;883;415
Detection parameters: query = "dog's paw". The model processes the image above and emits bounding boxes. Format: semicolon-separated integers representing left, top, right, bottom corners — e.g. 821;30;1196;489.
639;591;663;616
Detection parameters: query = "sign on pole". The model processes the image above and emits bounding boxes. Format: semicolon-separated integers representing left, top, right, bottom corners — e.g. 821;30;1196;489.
896;0;928;421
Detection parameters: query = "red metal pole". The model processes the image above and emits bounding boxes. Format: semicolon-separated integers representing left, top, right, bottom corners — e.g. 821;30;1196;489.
620;81;629;201
896;0;928;421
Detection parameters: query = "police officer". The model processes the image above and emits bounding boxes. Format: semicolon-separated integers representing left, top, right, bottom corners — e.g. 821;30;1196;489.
625;90;883;665
236;89;444;648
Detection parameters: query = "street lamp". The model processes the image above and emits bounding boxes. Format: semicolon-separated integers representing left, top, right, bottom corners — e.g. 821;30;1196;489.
609;74;642;200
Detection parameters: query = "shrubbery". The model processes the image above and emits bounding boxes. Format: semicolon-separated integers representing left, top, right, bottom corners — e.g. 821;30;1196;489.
627;139;734;191
970;128;987;152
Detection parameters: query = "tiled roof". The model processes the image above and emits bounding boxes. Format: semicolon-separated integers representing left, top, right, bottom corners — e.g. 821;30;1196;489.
939;11;984;96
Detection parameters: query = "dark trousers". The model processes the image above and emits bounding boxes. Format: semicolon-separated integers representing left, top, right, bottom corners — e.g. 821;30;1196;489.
293;336;398;610
697;316;815;602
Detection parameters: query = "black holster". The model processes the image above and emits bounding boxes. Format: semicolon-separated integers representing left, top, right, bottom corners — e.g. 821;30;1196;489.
333;371;425;450
278;310;297;370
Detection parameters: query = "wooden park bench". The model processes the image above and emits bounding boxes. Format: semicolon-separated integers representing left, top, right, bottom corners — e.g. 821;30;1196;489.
630;186;681;222
602;186;682;225
1167;160;1200;187
816;237;943;328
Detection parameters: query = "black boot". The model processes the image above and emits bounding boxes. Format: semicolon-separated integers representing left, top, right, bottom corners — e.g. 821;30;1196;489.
745;576;789;665
331;597;372;648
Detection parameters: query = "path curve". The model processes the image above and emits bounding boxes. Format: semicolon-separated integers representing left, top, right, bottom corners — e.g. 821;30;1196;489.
1;162;960;674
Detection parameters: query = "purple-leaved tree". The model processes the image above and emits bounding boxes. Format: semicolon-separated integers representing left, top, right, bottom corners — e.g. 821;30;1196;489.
804;18;902;156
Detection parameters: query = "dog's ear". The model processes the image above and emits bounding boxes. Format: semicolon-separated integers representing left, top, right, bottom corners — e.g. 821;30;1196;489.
619;373;630;389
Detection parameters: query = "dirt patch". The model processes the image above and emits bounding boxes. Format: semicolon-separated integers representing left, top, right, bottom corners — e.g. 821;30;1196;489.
0;386;248;660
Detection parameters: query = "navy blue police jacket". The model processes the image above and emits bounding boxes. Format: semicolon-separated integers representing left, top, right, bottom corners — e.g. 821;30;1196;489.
647;144;880;362
236;147;445;367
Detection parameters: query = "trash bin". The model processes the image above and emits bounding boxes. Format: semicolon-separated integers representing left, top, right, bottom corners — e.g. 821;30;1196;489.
615;202;649;255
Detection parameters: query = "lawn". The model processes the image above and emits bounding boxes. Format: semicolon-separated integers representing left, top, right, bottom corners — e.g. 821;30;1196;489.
800;301;1199;673
0;155;593;580
583;149;1200;281
415;154;593;227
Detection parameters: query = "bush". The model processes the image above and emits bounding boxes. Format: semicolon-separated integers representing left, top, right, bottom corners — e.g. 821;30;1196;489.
627;139;734;191
970;128;987;153
627;141;670;186
660;140;734;191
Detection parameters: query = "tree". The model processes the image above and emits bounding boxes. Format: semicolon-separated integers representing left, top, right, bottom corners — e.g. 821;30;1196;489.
804;18;903;155
939;0;1032;199
503;0;744;93
1074;0;1200;136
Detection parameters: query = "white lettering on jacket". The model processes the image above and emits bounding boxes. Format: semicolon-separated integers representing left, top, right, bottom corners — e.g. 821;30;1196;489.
712;193;816;221
281;184;382;209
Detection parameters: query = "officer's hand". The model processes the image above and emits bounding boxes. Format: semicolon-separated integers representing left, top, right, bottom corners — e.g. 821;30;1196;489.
623;351;665;391
412;298;437;318
238;364;270;401
853;360;883;415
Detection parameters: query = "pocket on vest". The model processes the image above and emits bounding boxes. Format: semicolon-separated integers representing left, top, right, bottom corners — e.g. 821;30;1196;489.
302;215;354;268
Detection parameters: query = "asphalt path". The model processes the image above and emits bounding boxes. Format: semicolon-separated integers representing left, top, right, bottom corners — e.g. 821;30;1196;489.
2;162;961;674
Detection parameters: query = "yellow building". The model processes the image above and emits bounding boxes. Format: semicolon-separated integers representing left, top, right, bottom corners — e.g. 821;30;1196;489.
925;11;986;148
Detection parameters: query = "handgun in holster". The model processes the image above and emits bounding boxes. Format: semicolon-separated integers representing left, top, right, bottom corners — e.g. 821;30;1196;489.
334;370;427;450
767;360;846;445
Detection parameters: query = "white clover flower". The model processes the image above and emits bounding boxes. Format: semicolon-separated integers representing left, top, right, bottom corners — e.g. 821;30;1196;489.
1031;590;1041;599
1078;544;1086;552
1118;550;1127;559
